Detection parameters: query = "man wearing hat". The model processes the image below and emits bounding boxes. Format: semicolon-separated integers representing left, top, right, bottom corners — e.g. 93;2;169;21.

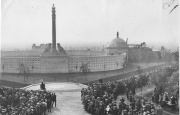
120;97;125;103
112;106;118;115
52;93;56;107
122;109;127;115
47;99;51;112
156;105;163;115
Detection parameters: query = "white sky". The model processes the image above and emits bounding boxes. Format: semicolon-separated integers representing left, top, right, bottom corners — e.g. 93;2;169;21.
1;0;179;51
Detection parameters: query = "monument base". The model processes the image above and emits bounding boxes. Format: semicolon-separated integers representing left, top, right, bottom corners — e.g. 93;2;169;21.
41;50;67;57
40;51;69;73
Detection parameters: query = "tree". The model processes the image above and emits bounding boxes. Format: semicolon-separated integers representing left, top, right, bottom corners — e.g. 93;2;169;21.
169;71;179;87
174;49;179;69
116;62;119;69
2;64;5;73
1;64;5;86
149;68;177;93
156;72;168;92
121;56;128;73
75;65;78;72
174;49;179;63
103;64;106;77
136;65;143;94
74;64;79;82
25;67;30;81
161;46;166;51
31;65;34;72
157;52;162;61
137;66;143;75
17;63;30;81
80;63;90;82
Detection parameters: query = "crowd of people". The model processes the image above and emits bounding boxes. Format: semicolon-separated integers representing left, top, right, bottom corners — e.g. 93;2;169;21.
0;83;56;115
152;88;179;111
81;80;156;115
81;65;179;115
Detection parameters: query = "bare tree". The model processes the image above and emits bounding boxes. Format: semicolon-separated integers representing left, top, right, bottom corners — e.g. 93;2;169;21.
173;49;179;69
2;64;5;73
17;63;30;81
80;63;90;82
136;65;143;94
75;64;79;83
145;51;151;65
137;65;143;75
103;64;106;77
116;62;119;69
75;65;78;72
67;69;72;82
174;49;179;62
1;64;5;86
121;56;128;73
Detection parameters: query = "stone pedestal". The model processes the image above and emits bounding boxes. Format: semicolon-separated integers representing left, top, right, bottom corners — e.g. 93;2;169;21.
40;53;68;73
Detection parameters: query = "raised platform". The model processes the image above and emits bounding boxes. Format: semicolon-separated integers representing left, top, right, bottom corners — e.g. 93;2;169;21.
23;82;87;91
22;82;89;115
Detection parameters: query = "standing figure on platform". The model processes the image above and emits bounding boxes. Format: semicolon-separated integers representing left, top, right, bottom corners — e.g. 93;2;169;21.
40;82;46;90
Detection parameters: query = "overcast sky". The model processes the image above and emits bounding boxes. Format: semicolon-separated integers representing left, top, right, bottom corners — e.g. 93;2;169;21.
1;0;179;51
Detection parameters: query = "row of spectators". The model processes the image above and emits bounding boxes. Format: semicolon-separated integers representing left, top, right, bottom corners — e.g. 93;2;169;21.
81;65;179;115
0;86;56;115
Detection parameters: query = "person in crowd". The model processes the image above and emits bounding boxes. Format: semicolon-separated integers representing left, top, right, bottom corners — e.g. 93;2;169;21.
47;99;51;112
156;105;163;115
176;89;179;105
52;93;57;107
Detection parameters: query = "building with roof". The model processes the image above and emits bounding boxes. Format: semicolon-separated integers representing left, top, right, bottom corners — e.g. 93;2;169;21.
1;5;127;74
107;32;129;55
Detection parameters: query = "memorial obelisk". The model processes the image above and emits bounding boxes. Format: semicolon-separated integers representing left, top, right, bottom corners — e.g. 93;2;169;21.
52;4;57;53
41;4;67;56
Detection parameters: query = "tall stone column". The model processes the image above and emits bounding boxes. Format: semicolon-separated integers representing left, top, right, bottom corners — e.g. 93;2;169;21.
52;4;56;52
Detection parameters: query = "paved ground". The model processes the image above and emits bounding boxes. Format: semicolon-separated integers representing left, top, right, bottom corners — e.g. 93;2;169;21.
24;82;90;115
